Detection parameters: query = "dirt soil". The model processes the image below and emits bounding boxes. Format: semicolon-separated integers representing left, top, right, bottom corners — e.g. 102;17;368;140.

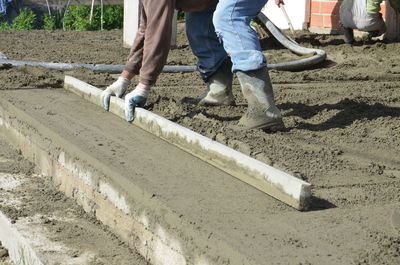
0;241;12;265
0;135;149;265
0;24;399;265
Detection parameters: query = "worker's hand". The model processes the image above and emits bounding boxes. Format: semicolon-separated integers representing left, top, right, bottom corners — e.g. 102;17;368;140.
101;77;130;111
275;0;284;6
124;86;150;122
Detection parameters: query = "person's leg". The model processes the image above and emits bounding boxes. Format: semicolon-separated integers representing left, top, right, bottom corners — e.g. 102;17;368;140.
181;59;235;106
5;1;18;24
343;27;355;44
185;0;227;80
213;0;283;130
213;0;267;72
184;0;234;106
339;0;356;44
363;13;387;39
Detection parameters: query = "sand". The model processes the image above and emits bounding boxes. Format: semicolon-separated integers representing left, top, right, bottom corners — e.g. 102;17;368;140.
0;24;399;264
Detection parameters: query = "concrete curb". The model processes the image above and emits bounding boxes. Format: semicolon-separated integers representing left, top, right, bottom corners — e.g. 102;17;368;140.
64;75;312;210
0;211;44;265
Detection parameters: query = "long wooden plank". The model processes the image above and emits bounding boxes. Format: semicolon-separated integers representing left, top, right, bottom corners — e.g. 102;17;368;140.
64;75;312;210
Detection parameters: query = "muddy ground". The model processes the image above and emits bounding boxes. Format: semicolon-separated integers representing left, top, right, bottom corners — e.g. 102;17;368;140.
0;23;399;264
0;133;149;264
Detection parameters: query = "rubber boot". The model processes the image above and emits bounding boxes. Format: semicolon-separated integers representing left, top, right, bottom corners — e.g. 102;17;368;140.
183;61;234;106
367;30;380;39
236;68;284;131
343;27;354;44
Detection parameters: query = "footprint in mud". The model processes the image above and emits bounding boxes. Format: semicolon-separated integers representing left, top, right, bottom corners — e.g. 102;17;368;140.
392;208;400;232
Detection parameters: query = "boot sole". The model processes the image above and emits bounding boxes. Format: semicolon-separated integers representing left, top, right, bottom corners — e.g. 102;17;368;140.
230;119;285;132
181;97;235;106
250;120;285;131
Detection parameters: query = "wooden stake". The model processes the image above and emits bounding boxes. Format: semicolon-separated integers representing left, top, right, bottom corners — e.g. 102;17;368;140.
89;0;95;24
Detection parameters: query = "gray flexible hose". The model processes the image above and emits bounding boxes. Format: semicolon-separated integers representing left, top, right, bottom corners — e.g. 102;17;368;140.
0;13;326;73
0;59;196;73
257;12;327;71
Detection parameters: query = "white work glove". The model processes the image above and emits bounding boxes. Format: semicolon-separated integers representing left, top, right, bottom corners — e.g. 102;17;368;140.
124;86;150;122
101;77;131;111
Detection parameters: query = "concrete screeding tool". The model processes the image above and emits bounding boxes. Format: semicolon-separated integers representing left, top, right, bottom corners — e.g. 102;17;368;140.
279;3;296;40
64;75;312;210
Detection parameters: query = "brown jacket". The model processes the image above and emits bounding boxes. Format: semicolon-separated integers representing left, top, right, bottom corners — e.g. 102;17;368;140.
124;0;214;86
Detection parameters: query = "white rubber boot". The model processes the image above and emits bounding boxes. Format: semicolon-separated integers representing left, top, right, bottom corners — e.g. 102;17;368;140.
236;68;284;131
184;61;234;106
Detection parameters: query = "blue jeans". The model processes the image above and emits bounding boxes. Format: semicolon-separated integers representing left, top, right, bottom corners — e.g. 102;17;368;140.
186;0;268;81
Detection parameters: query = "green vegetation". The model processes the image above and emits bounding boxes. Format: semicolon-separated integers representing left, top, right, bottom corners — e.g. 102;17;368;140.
43;13;59;30
101;5;123;29
63;5;123;30
0;5;123;31
0;8;36;30
177;10;185;21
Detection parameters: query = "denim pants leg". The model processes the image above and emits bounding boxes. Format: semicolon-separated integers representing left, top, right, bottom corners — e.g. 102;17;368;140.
185;1;228;81
213;0;268;72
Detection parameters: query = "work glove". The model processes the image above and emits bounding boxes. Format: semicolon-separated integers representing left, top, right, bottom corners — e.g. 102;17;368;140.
101;77;131;111
124;86;150;122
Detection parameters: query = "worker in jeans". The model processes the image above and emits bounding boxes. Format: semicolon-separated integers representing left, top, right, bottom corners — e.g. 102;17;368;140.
340;0;387;44
101;0;284;131
0;0;23;24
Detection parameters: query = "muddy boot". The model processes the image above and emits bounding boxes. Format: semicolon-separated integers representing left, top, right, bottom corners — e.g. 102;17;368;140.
182;61;235;106
236;68;284;131
343;27;354;44
367;30;380;39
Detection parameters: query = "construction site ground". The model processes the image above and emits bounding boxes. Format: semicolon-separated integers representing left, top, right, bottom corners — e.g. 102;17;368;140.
0;134;149;265
0;23;399;264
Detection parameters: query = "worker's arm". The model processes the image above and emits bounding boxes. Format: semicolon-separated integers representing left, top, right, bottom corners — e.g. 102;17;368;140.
124;0;175;86
124;0;177;121
275;0;285;6
102;0;175;121
100;3;148;111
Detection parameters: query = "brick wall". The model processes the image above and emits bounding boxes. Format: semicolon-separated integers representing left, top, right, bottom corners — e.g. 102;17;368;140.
309;0;388;32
